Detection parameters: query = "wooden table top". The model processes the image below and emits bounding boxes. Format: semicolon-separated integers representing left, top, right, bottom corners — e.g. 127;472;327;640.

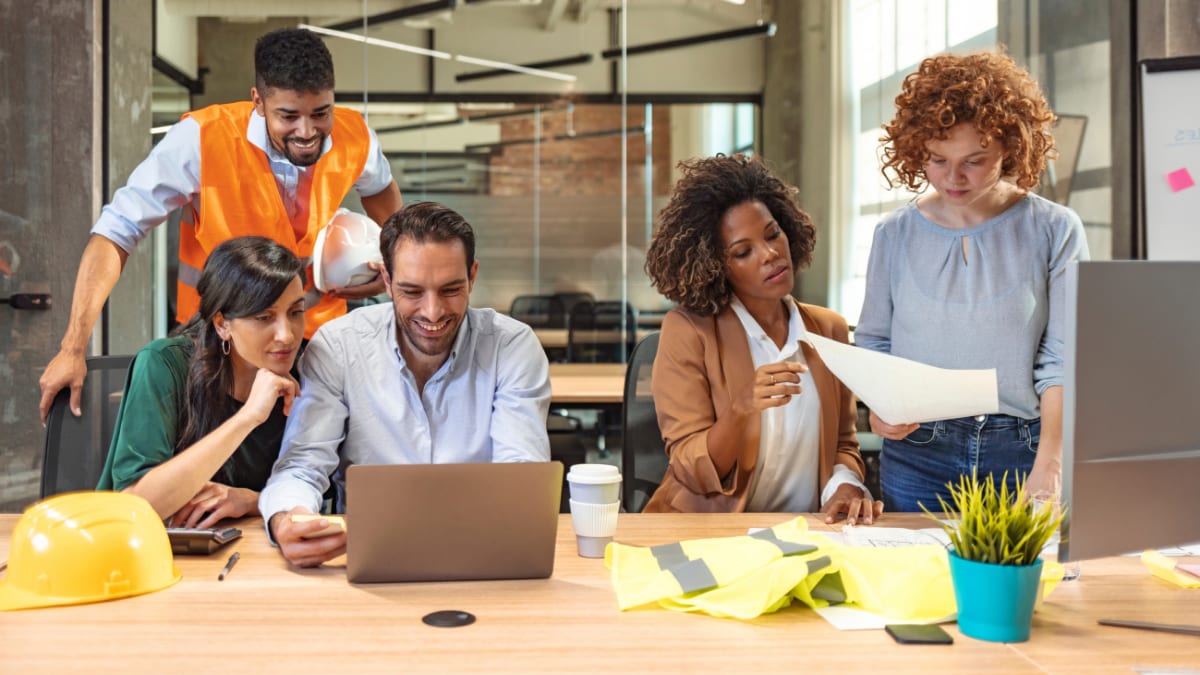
548;362;626;405
2;512;1198;674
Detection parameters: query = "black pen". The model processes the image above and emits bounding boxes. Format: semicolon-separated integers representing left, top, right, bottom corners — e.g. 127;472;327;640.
1098;619;1200;637
218;551;240;581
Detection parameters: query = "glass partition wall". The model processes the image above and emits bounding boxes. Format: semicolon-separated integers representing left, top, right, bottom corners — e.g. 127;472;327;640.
278;0;766;363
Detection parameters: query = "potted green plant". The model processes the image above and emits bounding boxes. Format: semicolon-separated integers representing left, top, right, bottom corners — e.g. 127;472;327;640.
924;469;1064;643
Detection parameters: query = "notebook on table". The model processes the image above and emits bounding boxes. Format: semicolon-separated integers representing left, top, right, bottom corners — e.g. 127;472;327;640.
345;461;563;584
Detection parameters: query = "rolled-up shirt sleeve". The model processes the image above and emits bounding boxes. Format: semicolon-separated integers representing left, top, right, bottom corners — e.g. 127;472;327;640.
259;329;348;530
352;126;395;198
92;118;201;253
489;326;552;463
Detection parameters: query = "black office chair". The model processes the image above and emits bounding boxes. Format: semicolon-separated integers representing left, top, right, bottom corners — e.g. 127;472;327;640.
621;332;666;512
552;291;594;320
510;294;566;329
547;413;587;513
41;354;135;498
568;300;637;363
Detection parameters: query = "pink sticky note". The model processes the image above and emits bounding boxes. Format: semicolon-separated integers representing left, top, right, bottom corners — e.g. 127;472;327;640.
1166;167;1195;192
1178;562;1200;579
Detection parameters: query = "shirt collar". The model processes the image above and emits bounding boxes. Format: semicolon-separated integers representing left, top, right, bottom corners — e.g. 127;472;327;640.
246;109;335;165
729;295;808;359
388;305;474;374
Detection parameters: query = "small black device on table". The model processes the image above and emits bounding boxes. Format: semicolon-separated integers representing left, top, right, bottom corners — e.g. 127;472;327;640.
166;527;242;555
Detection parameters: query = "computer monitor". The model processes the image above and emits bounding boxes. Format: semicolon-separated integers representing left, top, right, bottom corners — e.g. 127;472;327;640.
1060;261;1200;560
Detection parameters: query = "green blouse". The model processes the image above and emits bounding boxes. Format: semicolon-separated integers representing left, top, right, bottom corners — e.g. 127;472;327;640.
97;336;286;492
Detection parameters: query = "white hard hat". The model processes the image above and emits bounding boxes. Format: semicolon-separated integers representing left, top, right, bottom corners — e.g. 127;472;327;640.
312;208;383;292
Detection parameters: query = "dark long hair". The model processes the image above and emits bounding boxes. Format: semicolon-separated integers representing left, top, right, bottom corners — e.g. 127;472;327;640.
173;236;305;452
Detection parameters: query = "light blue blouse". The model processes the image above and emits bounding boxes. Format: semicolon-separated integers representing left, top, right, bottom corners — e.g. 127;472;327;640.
855;193;1089;419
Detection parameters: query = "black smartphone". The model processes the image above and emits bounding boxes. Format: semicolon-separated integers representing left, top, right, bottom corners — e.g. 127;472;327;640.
884;624;954;645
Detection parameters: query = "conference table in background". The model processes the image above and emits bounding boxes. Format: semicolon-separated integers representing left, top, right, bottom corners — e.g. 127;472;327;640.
2;513;1198;674
547;362;626;406
548;362;627;453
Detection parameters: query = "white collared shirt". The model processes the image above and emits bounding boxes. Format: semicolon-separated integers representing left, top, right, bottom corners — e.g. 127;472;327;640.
730;296;868;512
92;110;393;253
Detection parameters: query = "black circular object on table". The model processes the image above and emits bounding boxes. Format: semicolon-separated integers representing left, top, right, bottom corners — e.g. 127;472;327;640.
422;610;476;628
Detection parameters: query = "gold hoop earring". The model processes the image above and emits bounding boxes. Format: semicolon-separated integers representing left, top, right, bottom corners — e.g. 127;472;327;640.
221;339;230;356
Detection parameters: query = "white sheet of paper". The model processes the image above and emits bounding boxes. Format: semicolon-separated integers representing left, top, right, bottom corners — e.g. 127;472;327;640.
813;605;956;631
840;525;953;549
804;333;999;425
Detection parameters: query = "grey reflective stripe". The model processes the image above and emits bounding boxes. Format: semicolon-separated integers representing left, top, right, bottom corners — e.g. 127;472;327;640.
178;261;202;288
667;558;719;595
749;528;819;556
811;568;846;604
806;554;831;576
650;542;690;570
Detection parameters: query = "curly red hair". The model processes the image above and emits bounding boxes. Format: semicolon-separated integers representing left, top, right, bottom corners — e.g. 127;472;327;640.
880;51;1056;192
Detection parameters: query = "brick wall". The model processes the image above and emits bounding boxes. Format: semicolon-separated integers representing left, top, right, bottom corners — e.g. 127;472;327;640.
488;104;673;197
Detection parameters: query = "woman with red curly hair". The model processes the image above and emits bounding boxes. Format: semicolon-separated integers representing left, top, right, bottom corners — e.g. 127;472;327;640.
855;52;1089;512
643;154;881;523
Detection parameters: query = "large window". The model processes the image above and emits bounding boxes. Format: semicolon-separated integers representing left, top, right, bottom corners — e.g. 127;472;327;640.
838;0;997;322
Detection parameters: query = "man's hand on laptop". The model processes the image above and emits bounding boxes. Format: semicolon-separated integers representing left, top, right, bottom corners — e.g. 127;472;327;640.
270;507;346;568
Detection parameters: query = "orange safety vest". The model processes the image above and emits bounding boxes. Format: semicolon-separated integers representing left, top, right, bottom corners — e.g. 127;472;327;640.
177;101;371;338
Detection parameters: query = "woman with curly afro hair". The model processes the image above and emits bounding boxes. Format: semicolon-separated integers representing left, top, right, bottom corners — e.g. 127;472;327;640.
642;154;881;523
855;52;1089;512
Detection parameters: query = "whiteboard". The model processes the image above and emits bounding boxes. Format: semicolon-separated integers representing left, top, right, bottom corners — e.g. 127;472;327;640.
1140;58;1200;260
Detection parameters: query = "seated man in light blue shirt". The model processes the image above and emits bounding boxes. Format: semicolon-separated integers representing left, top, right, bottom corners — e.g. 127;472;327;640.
260;201;552;567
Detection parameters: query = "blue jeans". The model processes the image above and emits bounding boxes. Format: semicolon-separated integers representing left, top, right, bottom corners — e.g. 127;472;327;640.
880;414;1040;513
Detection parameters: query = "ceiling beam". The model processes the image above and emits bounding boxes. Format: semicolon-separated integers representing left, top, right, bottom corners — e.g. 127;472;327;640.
324;0;459;32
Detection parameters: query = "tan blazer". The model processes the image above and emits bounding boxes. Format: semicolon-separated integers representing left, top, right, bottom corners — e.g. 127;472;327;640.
643;302;864;513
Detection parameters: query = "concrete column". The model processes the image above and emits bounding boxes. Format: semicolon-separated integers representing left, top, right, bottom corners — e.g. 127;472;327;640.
763;0;840;308
106;0;155;354
0;1;102;509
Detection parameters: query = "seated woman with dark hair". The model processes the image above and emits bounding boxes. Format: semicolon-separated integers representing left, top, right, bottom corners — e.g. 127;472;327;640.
643;154;882;523
98;236;305;528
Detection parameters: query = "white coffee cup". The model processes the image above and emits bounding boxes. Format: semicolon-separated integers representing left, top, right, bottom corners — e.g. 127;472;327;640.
566;464;621;558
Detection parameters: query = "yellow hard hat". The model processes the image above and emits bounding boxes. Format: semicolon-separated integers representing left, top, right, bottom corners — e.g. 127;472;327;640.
0;491;181;611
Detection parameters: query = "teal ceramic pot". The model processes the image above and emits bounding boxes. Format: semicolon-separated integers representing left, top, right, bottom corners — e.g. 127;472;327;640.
948;551;1043;642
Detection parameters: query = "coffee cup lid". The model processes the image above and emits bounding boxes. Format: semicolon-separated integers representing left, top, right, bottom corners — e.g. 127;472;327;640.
567;463;621;484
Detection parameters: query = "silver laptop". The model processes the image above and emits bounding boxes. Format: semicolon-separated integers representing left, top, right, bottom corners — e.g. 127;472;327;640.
345;461;563;583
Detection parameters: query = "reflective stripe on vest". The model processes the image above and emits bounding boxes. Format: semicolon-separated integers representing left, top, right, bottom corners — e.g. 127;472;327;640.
176;102;370;338
606;517;963;622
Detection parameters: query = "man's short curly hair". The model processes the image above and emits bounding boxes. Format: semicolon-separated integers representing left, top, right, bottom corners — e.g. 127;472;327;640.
880;51;1056;192
645;154;816;316
254;28;335;94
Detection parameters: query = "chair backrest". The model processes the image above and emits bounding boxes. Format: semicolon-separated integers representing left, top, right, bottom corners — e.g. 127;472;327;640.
552;291;594;318
510;294;566;329
41;354;134;498
621;332;666;512
568;300;638;363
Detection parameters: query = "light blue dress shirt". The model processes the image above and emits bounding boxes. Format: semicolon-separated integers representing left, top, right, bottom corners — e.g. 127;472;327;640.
258;303;552;520
91;110;393;253
855;193;1089;418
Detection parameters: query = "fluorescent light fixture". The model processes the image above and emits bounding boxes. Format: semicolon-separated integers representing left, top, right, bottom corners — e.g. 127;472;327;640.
151;125;174;136
299;23;451;60
301;24;575;83
453;55;577;82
